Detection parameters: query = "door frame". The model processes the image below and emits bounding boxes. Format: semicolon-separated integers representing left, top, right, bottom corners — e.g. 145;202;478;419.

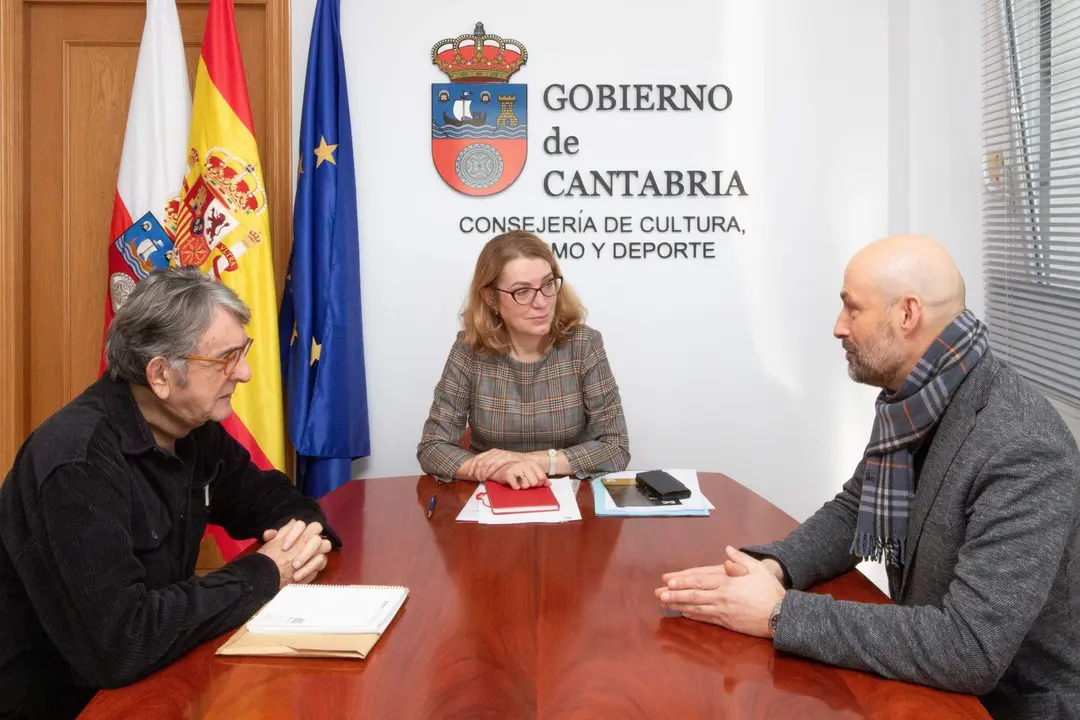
0;0;294;474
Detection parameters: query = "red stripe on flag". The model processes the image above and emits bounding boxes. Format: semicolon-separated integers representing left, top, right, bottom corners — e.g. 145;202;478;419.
100;191;135;376
214;404;272;559
206;523;254;561
108;190;134;242
222;409;274;471
200;0;256;137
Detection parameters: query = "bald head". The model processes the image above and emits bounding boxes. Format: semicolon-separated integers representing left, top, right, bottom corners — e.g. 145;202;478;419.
847;234;966;324
835;235;968;391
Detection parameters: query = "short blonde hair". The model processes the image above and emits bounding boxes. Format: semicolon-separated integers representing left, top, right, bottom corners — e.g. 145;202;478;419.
462;231;585;357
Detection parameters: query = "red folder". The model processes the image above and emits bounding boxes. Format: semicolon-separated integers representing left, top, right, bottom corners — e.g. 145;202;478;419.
483;481;560;514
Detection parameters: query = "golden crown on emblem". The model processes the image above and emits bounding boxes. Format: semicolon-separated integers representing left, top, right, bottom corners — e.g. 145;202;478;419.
202;148;267;216
431;22;528;83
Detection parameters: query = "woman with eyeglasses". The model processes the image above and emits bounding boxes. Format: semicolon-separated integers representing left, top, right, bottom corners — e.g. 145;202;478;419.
417;231;630;489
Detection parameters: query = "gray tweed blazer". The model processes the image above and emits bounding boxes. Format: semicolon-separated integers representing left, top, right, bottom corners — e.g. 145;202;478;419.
746;352;1080;720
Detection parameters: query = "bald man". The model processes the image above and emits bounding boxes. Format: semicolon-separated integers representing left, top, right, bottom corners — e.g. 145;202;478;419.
657;236;1080;719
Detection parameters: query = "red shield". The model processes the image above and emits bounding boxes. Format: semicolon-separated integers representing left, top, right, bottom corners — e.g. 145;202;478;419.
431;83;527;196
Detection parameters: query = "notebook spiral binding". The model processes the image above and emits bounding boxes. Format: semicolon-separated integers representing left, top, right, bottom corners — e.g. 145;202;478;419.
285;584;407;590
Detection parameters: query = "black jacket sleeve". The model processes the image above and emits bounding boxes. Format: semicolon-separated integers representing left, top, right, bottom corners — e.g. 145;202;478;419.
202;422;342;548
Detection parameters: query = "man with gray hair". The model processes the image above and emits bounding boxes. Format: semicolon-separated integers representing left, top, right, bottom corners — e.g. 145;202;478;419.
0;267;340;719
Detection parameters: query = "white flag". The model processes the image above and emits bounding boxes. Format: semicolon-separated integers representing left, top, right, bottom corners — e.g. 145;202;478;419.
103;0;190;323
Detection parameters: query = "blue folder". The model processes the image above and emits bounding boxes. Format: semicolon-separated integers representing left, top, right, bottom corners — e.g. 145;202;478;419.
590;476;711;517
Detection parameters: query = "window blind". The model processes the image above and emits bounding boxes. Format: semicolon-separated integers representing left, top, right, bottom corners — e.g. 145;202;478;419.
984;0;1080;408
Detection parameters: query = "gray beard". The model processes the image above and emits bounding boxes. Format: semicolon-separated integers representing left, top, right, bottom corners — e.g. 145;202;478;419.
845;327;904;388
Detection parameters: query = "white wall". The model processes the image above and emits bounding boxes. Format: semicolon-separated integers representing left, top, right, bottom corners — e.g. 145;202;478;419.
289;0;983;558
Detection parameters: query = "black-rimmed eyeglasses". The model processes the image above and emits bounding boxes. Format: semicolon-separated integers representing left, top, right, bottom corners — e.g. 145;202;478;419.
492;276;563;305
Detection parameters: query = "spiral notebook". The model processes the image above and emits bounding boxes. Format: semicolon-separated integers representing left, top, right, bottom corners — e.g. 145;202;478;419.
246;584;407;634
217;584;409;660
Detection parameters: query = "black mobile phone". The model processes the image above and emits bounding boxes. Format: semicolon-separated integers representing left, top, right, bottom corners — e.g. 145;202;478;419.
635;470;691;501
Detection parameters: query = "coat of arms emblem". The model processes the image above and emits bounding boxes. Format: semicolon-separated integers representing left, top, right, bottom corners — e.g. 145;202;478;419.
431;22;527;196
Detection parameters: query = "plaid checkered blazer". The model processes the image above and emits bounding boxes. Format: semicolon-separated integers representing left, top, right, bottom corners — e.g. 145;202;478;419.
417;325;630;481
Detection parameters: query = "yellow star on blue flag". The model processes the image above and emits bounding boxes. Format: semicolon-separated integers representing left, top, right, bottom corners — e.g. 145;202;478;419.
313;136;337;167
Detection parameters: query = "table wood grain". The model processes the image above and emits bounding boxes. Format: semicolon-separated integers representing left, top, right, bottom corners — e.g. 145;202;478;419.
79;473;990;719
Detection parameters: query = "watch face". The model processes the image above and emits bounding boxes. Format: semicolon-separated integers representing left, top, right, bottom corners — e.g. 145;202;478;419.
769;606;782;635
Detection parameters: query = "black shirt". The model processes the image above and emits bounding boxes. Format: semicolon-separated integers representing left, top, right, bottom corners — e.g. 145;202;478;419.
912;424;939;486
0;377;340;719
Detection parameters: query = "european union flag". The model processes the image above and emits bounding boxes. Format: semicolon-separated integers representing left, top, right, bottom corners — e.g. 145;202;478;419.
279;0;369;498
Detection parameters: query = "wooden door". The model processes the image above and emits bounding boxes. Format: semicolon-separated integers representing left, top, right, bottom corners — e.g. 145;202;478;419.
0;0;292;475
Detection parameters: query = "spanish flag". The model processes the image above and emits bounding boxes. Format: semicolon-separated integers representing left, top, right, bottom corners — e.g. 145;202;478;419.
166;0;284;555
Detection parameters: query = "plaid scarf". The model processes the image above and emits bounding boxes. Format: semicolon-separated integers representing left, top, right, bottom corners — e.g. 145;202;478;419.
851;309;988;566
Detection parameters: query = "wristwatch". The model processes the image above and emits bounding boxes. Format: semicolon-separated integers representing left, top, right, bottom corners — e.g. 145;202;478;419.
768;597;784;638
547;448;558;475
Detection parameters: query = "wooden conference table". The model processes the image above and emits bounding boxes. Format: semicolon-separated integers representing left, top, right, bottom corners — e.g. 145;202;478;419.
80;473;990;719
